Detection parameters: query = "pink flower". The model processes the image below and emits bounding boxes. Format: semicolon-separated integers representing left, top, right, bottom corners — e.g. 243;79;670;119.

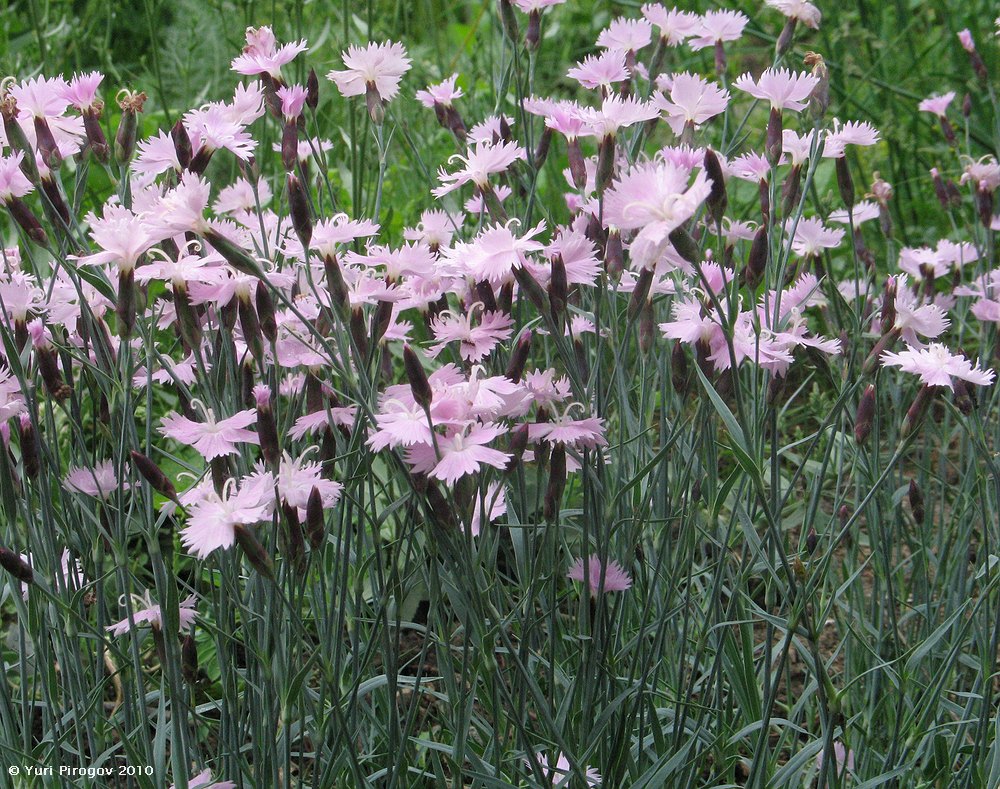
433;140;524;197
575;95;659;138
567;52;630;91
815;741;855;778
596;18;653;54
603;160;712;267
918;91;956;118
327;41;411;101
689;10;749;49
245;453;342;514
528;409;607;449
641;5;699;46
179;478;272;558
653;72;730;135
147;172;213;237
172;770;235;789
0;152;34;202
513;0;565;10
530;751;602;787
107;591;197;636
61;71;104;111
568;555;632;595
469;482;506;536
429;306;514;362
766;0;822;29
416;74;464;108
788;217;845;257
887;274;949;344
277;84;308;119
442;220;546;286
733;68;819;112
63;460;131;499
159;407;259;460
881;343;995;390
822;120;881;158
231;26;307;78
407;423;512;485
782;129;815;166
958;29;976;53
76;204;155;272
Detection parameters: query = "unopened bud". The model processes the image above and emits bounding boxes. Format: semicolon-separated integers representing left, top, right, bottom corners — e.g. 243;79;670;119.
171;120;193;169
671;342;689;394
505;330;532;382
306;68;320;109
305;487;325;550
543;444;567;522
255;285;277;343
854;384;876;444
234;525;273;579
287;173;312;247
627;267;654;321
403;345;433;410
130;450;179;503
181;633;199;684
114;90;146;165
704;149;728;223
806;528;818;555
0;546;33;585
567;137;587;190
908;479;924;523
901;385;934;438
548;254;568;327
746;226;768;288
835;156;855;210
254;386;280;465
19;414;39;480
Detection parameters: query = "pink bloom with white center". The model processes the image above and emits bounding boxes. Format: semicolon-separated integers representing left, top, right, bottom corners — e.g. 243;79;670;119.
603;160;712;267
245;453;342;514
568;555;632;595
416;74;464;108
782;129;815;165
733;68;819;112
653;72;730;135
641;5;700;46
523;97;587;139
433;139;524;197
567;52;630;91
575;95;659;138
689;10;749;49
148;172;213;237
828;201;881;225
184;104;256;161
231;26;307;78
918;91;956;118
469;482;506;536
63;459;131;499
961;156;1000;193
368;400;435;451
0;152;34;202
179;478;272;558
107;591;197;636
277;84;308;119
214;178;272;215
822;120;881;158
76;204;154;272
766;0;822;28
881;343;995;390
531;751;602;787
730;152;774;182
160;407;259;460
306;213;380;258
172;769;235;789
327;41;411;101
61;71;104;111
789;217;845;257
404;209;461;249
429;306;513;362
442;220;546;286
513;0;565;10
407;423;512;485
596;18;653;54
887;274;949;344
528;408;607;449
8;75;71;119
134;130;182;178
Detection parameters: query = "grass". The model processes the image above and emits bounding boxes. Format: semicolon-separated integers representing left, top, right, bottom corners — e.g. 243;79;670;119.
1;0;999;787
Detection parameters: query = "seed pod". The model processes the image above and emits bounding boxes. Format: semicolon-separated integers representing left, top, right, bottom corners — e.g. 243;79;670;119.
805;52;829;120
908;479;925;523
403;345;433;410
505;330;532;383
114;90;147;165
130;450;179;503
287;173;312;247
543;444;567;522
0;546;33;585
854;384;876;444
234;525;273;579
704;149;728;223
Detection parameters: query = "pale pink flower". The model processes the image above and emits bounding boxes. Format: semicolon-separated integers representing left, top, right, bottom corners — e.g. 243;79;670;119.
159;407;259;460
575;95;659;138
567;52;630;91
231;26;307;78
782;129;815;165
429;307;514;362
327;41;411;101
513;0;565;10
823;120;881;158
179;478;272;558
568;555;632;595
183;104;256;161
308;214;380;258
172;769;235;789
815;741;855;778
789;217;845;257
442;220;546;286
0;152;34;202
733;68;819;112
961;156;1000;192
596;18;653;54
433;140;524;197
828;201;880;225
888;275;949;344
147;172;213;237
134;130;182;178
531;751;602;787
730;152;774;181
276;84;308;119
689;10;749;49
416;74;464;108
245;453;342;513
528;409;607;449
918;91;956;118
60;71;104;111
653;72;730;135
407;423;512;485
881;343;995;390
469;482;506;536
641;5;699;46
766;0;822;28
214;178;272;215
107;591;197;636
76;204;154;273
63;459;131;499
958;29;976;53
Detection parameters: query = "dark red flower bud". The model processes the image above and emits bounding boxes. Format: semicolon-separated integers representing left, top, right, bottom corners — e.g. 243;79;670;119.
234;525;273;579
505;330;532;383
854;384;876;444
543;444;566;522
404;345;433;410
628;267;654;321
908;479;924;523
306;68;320;109
704;148;728;223
287;173;312;247
0;546;33;585
130;450;179;503
171;119;193;169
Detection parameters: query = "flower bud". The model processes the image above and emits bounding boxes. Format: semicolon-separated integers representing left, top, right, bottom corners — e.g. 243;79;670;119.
130;450;179;503
254;386;280;465
512;266;549;313
281;501;305;566
171;120;193;170
323;254;349;311
506;423;529;471
668;227;700;265
596;134;616;192
908;479;924;523
281;120;299;172
255;284;277;343
900;385;933;438
548;254;568;327
806;528;818;555
0;546;33;585
505;330;532;383
114;90;147;165
305;486;326;550
543;444;566;522
745;226;768;288
854;384;876;444
6;197;49;247
627;267;653;321
533;126;552;170
526;9;542;50
475;281;498;313
182;633;199;684
835;156;854;210
671;342;689;394
404;345;433;410
497;0;520;43
287;173;312;247
776;18;797;57
567;137;587;190
704;149;728;224
306;68;320;109
18;414;39;481
766;107;783;167
234;525;273;579
349;308;369;358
